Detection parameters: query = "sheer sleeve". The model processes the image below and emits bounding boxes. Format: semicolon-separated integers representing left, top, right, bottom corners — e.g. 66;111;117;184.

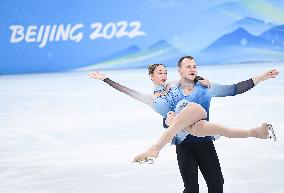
103;78;153;107
209;79;255;97
235;78;255;94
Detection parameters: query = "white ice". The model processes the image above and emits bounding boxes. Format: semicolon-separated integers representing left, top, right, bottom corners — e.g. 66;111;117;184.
1;63;284;193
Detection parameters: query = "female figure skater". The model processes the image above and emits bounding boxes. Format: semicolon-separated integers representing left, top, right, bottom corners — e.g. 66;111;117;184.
90;64;277;162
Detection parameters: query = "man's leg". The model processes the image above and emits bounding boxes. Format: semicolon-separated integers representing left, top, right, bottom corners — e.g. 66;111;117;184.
196;141;224;193
176;143;199;193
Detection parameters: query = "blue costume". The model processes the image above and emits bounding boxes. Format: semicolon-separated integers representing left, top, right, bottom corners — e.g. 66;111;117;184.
102;76;257;193
102;77;255;144
159;79;255;144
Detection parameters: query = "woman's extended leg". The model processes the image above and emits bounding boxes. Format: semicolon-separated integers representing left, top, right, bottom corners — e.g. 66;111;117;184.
189;121;269;139
133;102;207;162
133;105;271;162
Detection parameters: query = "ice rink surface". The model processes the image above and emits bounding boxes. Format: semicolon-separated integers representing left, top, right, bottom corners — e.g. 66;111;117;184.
1;63;284;193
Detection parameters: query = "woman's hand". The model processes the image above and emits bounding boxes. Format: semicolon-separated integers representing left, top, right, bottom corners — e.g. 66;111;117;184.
198;78;212;88
253;69;279;85
165;111;176;126
89;71;107;80
154;92;164;97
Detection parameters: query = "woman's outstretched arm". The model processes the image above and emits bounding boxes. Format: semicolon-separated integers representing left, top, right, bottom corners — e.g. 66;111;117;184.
89;71;153;107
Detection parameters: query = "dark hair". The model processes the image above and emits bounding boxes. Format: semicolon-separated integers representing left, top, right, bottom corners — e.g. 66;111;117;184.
147;64;165;75
178;56;195;67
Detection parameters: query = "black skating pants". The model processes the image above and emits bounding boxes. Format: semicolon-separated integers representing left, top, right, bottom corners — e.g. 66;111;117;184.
176;141;224;193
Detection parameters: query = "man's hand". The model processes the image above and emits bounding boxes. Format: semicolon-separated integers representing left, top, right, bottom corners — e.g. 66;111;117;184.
253;69;279;85
199;78;212;88
89;71;107;80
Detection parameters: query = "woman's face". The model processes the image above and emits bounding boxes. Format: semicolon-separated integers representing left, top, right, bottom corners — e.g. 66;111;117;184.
150;65;167;86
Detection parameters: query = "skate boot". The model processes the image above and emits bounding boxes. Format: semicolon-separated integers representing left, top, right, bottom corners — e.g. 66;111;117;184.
267;124;277;141
251;123;276;141
133;146;159;164
251;123;269;139
133;157;156;164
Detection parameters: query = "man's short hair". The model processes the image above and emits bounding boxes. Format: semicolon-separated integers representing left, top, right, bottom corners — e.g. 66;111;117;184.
178;56;195;67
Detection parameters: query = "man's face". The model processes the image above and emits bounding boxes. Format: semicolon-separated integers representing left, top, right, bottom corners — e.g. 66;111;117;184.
178;58;197;81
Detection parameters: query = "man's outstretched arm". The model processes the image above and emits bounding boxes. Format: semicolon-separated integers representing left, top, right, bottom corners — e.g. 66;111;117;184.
209;69;279;97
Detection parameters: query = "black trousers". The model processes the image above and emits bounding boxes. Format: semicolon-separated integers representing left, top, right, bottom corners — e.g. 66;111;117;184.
176;140;224;193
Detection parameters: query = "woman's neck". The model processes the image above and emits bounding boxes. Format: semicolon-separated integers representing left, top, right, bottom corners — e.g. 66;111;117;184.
153;83;164;87
153;84;165;97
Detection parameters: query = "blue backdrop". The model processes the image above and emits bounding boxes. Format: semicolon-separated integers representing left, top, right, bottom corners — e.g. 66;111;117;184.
1;0;284;74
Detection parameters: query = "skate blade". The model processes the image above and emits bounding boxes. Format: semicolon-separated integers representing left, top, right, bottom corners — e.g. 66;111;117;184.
267;124;277;141
133;157;156;164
